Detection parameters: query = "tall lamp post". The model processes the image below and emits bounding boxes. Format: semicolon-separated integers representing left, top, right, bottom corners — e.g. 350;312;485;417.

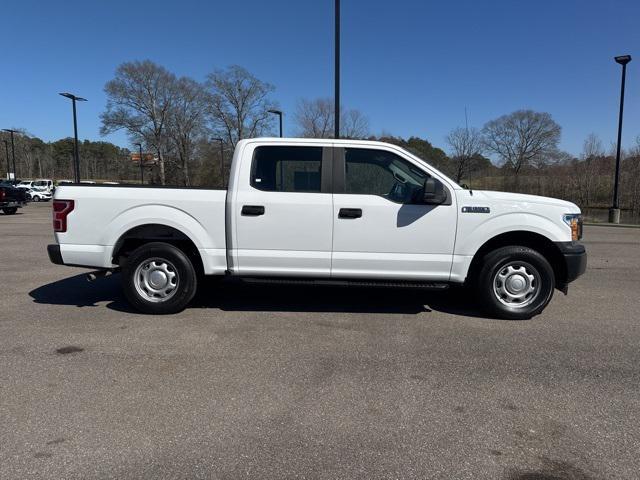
334;0;340;139
3;140;10;180
213;138;225;188
59;92;87;183
134;143;144;184
608;56;633;223
2;129;17;180
609;55;632;224
268;109;283;137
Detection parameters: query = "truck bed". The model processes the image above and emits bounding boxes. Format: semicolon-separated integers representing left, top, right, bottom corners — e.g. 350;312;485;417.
0;184;28;204
54;185;228;273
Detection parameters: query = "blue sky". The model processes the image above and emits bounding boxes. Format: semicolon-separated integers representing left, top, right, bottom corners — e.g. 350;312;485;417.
1;0;638;156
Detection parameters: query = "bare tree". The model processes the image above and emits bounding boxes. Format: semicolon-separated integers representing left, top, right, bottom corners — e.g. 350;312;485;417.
583;132;604;159
446;126;483;183
167;77;209;186
101;60;177;185
573;133;604;206
342;109;369;139
294;98;369;139
205;65;276;147
294;98;334;138
625;135;640;216
482;110;561;176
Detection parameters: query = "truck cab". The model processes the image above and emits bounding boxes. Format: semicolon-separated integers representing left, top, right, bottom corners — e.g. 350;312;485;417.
47;138;586;319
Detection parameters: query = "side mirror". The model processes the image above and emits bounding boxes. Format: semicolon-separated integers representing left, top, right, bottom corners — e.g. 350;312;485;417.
423;177;447;205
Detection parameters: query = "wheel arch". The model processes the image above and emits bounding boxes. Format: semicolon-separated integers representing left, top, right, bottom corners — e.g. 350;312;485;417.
466;230;567;290
112;224;204;276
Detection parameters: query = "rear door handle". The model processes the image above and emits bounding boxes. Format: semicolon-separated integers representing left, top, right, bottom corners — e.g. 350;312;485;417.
241;205;265;216
338;208;362;219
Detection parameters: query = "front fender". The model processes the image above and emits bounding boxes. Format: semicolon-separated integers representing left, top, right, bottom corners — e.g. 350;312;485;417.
455;211;569;256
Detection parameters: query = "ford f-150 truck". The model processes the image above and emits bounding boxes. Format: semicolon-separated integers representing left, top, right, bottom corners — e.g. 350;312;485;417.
47;138;586;319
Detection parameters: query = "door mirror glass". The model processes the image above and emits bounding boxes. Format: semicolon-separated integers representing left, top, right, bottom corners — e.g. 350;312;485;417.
423;177;447;205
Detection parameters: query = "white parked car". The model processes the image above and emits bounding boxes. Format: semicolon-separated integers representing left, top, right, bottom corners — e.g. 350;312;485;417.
17;179;54;193
27;187;52;202
16;180;35;190
48;138;586;319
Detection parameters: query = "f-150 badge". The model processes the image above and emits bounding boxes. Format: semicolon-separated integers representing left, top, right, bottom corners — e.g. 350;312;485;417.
461;206;490;213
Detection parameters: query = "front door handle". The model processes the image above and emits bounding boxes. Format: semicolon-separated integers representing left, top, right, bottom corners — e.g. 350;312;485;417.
338;208;362;219
241;205;265;216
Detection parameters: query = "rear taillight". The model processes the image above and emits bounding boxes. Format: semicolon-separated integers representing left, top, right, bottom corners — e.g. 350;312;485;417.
53;200;74;232
0;190;4;200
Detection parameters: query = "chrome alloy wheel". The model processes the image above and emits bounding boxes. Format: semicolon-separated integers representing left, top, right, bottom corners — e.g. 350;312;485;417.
133;258;179;302
492;262;540;308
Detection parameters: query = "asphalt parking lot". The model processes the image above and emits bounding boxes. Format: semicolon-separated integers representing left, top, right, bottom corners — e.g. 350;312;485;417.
1;202;639;480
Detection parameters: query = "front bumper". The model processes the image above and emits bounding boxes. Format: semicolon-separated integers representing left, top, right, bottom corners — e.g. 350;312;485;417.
555;242;587;290
47;244;64;265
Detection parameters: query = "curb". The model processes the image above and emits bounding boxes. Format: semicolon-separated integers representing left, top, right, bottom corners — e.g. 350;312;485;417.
584;222;640;229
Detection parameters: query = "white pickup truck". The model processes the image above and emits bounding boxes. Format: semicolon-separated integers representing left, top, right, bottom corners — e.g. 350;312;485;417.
48;138;586;319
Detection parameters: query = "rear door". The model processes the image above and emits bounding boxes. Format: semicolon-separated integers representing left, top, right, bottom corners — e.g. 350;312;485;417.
331;146;457;280
232;143;334;277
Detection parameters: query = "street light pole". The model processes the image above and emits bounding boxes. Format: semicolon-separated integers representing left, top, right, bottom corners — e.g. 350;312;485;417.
59;93;87;183
213;138;225;188
334;0;340;139
2;129;17;179
268;109;283;137
3;140;10;180
609;55;632;224
134;143;144;184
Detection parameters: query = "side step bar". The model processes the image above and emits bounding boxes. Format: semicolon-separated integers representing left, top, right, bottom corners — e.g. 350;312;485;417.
238;277;450;290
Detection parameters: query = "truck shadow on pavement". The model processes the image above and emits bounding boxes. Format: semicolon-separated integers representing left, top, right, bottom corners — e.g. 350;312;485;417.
29;273;491;318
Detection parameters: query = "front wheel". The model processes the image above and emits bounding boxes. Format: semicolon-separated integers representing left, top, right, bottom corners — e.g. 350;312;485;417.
2;207;18;215
122;242;198;314
476;246;555;320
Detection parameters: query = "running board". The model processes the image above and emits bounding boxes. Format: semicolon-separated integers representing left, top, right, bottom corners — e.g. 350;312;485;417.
238;277;450;290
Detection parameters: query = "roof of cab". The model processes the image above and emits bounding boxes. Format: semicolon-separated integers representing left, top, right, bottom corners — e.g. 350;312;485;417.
238;137;396;148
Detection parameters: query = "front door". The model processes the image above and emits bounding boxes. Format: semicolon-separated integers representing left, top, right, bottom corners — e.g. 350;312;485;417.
233;144;334;277
331;146;457;280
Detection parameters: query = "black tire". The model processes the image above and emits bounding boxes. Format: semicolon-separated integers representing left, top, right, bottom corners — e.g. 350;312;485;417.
3;207;18;215
33;196;40;202
122;242;198;314
476;246;555;320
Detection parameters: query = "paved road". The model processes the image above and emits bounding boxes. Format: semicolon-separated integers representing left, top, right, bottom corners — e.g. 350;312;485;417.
1;202;639;480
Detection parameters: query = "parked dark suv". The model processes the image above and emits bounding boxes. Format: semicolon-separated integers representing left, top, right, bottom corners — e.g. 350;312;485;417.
0;180;28;214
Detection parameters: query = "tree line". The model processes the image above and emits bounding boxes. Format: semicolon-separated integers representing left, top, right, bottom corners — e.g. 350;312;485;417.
2;59;639;221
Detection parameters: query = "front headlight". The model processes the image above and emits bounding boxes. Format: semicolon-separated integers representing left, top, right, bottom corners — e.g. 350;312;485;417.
563;214;583;241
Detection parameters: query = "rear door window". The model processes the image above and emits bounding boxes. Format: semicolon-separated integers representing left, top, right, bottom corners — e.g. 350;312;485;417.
251;146;323;193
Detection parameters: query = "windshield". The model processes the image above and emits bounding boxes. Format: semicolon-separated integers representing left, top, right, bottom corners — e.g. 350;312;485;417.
396;147;461;189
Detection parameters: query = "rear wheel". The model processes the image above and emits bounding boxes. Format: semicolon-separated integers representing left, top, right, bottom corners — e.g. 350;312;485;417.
476;246;554;320
122;242;197;314
2;207;18;215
